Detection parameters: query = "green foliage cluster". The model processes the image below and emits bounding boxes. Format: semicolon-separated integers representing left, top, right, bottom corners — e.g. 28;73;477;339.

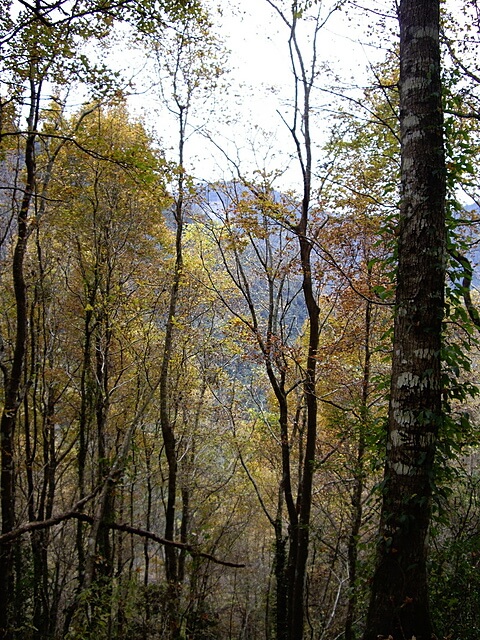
430;465;480;640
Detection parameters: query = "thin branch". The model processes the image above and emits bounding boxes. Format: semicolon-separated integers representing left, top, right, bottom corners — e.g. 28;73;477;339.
449;248;480;333
237;445;275;528
311;237;394;306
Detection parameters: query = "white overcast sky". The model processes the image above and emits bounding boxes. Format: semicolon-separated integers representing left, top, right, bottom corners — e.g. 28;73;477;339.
114;0;398;191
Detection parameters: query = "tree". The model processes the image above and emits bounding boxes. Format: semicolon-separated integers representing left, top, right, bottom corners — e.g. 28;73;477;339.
197;177;305;640
0;98;173;638
0;11;96;633
362;1;446;638
0;2;207;636
50;100;173;637
150;15;224;638
264;2;343;637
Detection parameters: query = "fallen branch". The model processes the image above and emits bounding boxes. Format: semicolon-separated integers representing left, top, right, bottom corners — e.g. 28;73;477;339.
0;509;245;569
0;491;99;544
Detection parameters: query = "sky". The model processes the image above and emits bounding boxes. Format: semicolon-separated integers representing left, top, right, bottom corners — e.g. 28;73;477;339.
109;0;398;192
201;0;395;188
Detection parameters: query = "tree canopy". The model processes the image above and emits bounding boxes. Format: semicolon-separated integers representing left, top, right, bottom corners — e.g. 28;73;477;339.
0;1;479;640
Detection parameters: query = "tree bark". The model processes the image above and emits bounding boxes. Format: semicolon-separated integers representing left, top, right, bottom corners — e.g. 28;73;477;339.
287;9;320;635
363;1;445;639
0;77;38;640
345;287;371;640
159;104;186;640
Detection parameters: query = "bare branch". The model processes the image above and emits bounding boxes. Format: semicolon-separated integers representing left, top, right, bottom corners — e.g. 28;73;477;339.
0;510;245;568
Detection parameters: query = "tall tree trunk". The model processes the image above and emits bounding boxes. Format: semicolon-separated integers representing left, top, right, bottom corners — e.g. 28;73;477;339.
362;1;445;638
274;492;288;640
289;231;319;640
0;76;38;640
93;315;114;578
142;433;153;639
288;10;320;635
76;301;95;584
345;288;371;640
159;105;186;639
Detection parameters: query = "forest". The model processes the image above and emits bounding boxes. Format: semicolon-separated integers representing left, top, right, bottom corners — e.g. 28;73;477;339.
0;0;479;639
